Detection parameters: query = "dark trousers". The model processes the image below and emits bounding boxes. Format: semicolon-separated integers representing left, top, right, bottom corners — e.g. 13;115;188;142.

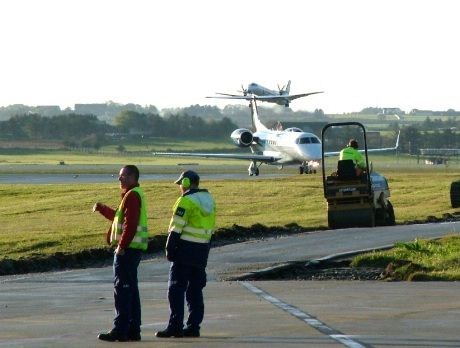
113;248;142;336
167;262;207;331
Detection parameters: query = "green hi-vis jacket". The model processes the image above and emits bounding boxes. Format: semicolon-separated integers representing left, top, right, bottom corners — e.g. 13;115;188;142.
339;146;366;169
169;189;216;244
111;186;148;251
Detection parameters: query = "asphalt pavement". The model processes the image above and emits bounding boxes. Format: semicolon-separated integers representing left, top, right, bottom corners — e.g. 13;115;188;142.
1;222;459;347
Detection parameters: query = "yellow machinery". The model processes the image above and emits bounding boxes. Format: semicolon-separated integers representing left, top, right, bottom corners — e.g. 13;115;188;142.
321;122;395;229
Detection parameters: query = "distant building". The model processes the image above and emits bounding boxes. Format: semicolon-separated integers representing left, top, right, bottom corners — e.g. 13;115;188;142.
32;105;62;117
409;109;434;116
380;107;403;115
74;103;109;117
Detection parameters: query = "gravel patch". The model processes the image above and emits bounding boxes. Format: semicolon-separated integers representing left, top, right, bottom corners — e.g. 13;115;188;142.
228;259;385;281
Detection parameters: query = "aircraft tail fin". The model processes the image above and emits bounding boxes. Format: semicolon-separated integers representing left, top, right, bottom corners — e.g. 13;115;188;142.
285;80;291;94
249;98;267;132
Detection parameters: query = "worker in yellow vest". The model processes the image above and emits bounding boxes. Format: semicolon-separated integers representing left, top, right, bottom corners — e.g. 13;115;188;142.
94;165;148;342
339;139;366;176
156;170;216;338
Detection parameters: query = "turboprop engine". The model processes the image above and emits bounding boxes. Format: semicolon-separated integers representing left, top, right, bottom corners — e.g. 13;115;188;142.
230;128;253;147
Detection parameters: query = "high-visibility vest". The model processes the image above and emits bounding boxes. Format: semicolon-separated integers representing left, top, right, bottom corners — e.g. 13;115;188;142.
168;190;216;244
339;146;366;169
111;186;148;251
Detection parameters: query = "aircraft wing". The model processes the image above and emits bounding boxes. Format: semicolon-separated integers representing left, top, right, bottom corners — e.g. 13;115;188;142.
213;92;244;97
206;91;323;101
324;131;400;157
206;94;252;100
255;91;324;101
153;152;280;163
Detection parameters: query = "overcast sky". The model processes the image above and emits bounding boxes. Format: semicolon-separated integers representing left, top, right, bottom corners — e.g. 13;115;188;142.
0;0;459;113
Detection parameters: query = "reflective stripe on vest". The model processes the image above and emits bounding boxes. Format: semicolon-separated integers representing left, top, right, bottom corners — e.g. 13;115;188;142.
181;225;213;244
169;215;186;233
111;187;148;251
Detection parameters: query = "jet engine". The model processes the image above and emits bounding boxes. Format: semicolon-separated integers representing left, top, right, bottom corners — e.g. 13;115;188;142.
230;128;253;147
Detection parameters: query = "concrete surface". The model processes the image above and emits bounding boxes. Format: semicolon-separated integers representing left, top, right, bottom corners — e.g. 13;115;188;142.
1;222;459;347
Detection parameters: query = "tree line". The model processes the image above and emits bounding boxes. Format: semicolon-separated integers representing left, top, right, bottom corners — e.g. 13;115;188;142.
387;117;459;154
397;124;459;154
1;109;458;153
0;111;238;148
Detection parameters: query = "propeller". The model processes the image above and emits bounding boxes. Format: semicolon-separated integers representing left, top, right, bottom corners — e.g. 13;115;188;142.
238;84;248;96
277;83;286;95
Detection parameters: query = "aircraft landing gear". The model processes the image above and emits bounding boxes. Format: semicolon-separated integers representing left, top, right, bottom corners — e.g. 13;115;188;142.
299;162;317;175
248;161;260;176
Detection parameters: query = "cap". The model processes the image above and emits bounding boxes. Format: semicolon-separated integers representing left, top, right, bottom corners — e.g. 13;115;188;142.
348;139;359;149
174;170;200;185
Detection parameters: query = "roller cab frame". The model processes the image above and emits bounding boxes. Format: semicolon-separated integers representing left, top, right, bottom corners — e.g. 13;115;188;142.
321;122;395;229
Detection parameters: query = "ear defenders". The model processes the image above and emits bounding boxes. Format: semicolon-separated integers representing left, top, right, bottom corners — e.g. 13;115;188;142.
181;177;191;188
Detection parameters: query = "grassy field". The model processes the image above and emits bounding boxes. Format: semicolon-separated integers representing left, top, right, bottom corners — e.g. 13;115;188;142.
1;166;459;261
351;235;460;281
1;150;458;174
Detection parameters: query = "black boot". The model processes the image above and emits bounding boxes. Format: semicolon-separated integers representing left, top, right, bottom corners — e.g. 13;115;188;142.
98;330;128;342
155;328;184;338
183;327;200;337
127;331;141;341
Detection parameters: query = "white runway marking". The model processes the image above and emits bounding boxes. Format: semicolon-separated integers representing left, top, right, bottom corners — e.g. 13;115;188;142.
241;281;370;348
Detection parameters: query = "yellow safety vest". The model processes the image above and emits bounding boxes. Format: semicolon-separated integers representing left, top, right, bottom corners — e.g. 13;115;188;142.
111;186;148;251
339;146;366;169
168;190;216;244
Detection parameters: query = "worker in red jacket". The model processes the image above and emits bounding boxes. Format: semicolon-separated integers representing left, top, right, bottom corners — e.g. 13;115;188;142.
94;165;149;342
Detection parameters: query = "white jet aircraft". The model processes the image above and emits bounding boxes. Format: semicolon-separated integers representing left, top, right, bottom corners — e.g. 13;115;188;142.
153;98;400;176
208;80;323;107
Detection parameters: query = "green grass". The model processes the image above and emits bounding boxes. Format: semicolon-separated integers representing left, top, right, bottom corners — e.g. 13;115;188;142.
1;147;459;174
0;137;240;170
100;138;237;152
351;236;460;281
1;168;459;261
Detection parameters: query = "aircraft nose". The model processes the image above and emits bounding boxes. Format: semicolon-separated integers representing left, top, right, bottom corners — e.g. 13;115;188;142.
298;144;322;160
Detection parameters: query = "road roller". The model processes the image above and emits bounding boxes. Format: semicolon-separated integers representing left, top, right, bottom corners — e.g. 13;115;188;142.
451;180;460;208
321;122;395;229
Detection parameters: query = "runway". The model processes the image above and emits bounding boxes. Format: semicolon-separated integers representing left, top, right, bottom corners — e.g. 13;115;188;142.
0;172;289;184
1;222;459;347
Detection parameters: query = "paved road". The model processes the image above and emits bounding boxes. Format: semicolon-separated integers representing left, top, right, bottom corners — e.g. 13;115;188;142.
0;173;289;184
1;222;459;347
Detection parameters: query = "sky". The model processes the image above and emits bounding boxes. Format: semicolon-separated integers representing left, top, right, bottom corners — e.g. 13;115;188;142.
0;0;459;114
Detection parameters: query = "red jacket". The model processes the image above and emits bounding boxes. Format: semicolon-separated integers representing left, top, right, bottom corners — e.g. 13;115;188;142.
98;184;141;249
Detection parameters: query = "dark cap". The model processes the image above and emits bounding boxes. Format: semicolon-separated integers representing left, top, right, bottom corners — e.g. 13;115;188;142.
348;139;359;149
174;170;200;185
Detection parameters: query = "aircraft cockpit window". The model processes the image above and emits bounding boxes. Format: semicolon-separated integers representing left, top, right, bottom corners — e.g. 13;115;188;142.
310;137;320;144
296;137;311;144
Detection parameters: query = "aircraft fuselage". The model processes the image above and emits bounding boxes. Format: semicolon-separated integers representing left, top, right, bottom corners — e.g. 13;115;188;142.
251;128;322;165
247;83;289;106
247;83;285;97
